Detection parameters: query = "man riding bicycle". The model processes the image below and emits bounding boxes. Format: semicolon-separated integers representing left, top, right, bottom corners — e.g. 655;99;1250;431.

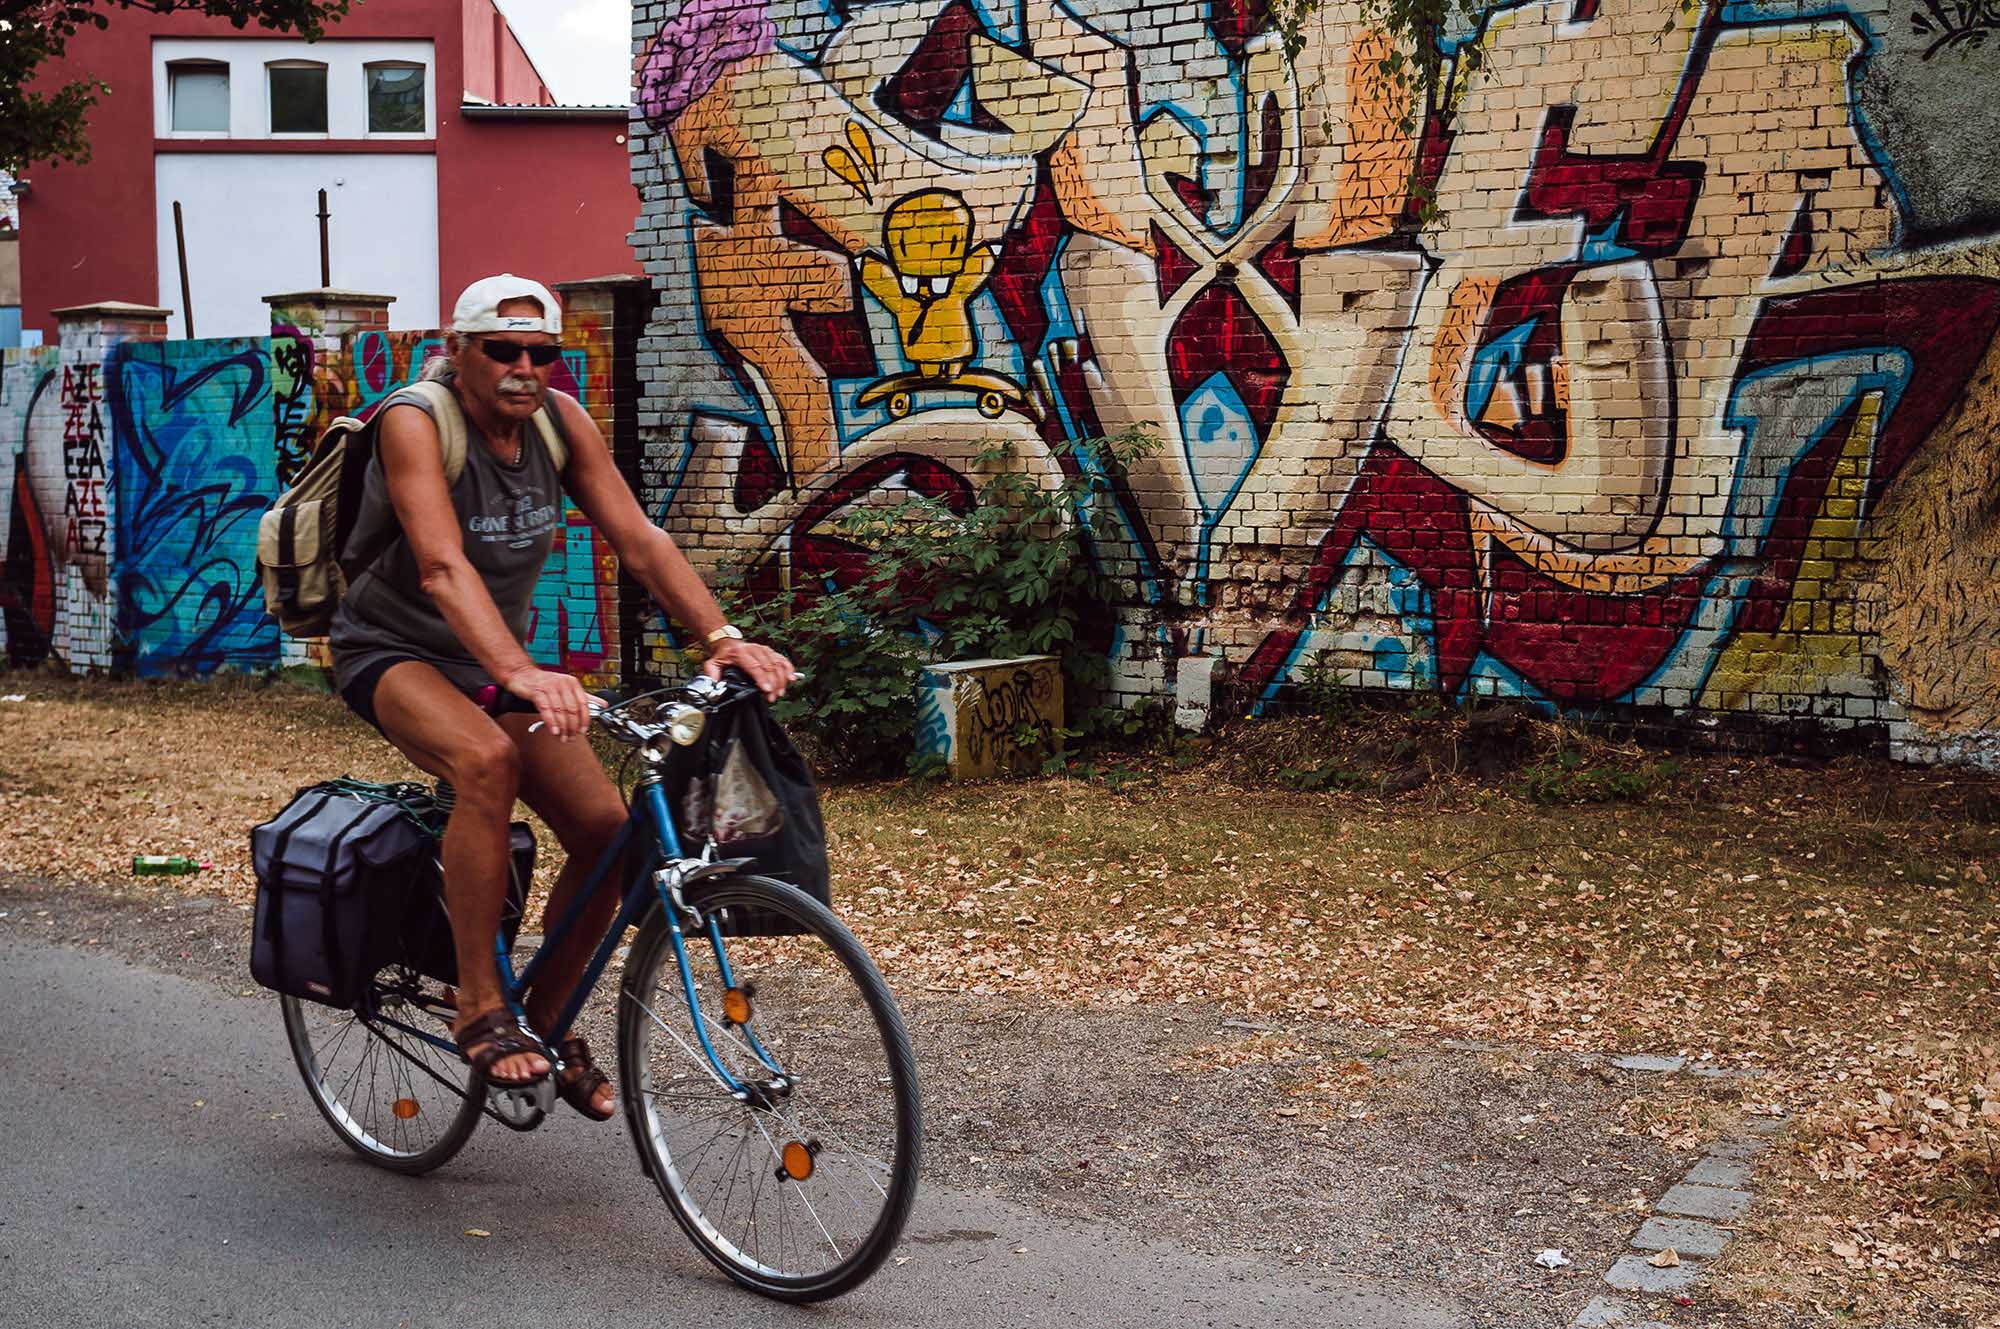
327;274;794;1119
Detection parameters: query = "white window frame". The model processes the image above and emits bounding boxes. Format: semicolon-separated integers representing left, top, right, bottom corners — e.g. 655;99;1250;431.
266;58;331;137
152;39;435;141
361;59;431;138
164;59;231;138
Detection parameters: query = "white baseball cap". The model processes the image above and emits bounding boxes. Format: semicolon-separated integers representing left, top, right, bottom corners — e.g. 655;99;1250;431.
451;273;562;335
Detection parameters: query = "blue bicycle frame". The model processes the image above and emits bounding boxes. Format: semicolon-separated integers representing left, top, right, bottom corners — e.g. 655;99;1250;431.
370;758;785;1099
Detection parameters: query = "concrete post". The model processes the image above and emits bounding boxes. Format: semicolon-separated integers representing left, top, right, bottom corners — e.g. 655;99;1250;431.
552;273;654;688
51;301;171;355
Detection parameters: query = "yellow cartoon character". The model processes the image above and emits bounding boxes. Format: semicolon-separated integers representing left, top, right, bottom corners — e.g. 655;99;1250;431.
855;191;1038;422
860;191;995;377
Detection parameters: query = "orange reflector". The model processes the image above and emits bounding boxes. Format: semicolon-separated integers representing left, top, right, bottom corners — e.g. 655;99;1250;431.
723;987;752;1025
782;1141;814;1181
392;1097;421;1120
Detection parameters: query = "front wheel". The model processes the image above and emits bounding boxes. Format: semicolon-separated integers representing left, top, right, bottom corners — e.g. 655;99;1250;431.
617;875;921;1302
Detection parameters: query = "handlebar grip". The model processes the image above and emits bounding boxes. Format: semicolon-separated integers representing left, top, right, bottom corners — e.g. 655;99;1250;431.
473;683;581;718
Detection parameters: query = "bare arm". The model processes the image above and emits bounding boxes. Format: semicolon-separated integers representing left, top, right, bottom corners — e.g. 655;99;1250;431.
548;392;794;698
376;403;591;739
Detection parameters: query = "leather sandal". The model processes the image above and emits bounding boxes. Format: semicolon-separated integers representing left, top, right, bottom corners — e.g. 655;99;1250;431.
454;1008;550;1087
553;1036;616;1121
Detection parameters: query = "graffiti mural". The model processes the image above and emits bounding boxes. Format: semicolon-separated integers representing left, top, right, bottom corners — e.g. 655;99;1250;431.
630;0;2000;759
108;338;280;675
0;348;121;673
0;347;61;667
270;327;320;485
0;296;629;683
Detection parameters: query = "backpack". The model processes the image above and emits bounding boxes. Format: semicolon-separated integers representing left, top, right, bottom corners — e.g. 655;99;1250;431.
668;688;830;935
256;376;570;638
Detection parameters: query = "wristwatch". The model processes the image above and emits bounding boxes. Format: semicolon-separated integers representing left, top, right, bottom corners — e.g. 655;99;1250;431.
703;624;744;650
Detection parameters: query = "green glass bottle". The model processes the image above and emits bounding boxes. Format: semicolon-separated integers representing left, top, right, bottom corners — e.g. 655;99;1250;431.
132;854;200;875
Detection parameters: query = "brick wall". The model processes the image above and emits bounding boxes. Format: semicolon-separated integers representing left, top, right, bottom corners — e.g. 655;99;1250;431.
625;0;2000;764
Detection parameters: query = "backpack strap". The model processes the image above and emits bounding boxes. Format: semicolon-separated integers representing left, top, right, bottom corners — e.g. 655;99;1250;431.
400;379;470;486
532;390;571;476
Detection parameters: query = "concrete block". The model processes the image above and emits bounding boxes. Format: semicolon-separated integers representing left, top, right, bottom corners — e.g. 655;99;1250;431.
1174;654;1216;732
1576;1295;1671;1328
1705;1135;1772;1161
1631;1216;1732;1259
1604;1253;1703;1296
916;656;1063;779
1683;1156;1752;1189
1610;1053;1686;1073
1656;1183;1753;1222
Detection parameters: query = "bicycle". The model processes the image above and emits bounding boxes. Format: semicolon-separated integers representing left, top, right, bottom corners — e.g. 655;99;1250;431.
275;671;922;1302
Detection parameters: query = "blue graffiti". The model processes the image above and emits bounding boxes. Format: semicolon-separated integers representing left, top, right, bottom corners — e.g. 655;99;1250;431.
106;339;279;676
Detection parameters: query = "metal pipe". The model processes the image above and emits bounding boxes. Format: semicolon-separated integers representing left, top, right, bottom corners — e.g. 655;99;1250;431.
172;200;194;339
317;188;331;288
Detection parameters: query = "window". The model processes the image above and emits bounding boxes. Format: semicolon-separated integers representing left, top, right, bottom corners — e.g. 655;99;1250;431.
268;61;328;134
365;62;425;134
168;61;229;133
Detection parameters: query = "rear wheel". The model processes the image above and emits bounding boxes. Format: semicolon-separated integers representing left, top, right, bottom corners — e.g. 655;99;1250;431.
618;875;921;1301
281;964;482;1174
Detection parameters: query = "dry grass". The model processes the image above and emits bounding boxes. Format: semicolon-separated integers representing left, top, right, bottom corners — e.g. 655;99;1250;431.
3;673;1998;1322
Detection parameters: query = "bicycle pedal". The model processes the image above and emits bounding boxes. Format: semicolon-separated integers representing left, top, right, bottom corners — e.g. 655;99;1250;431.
488;1076;554;1131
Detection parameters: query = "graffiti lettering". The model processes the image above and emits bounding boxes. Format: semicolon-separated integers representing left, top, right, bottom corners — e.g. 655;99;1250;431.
960;667;1058;772
632;0;2000;761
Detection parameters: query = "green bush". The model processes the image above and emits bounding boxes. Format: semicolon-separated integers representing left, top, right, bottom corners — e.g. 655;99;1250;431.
716;429;1160;775
1518;748;1684;804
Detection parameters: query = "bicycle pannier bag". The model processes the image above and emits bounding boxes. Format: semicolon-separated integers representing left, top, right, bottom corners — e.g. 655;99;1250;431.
396;822;535;986
249;783;432;1006
672;690;829;936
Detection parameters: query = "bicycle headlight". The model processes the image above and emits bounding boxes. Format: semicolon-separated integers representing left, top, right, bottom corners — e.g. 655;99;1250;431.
663;703;706;747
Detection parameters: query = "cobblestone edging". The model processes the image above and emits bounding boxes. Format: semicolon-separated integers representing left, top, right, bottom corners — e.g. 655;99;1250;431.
1573;1056;1782;1328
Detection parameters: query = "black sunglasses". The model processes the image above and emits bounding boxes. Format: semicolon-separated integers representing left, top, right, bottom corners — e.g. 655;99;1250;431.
478;339;562;368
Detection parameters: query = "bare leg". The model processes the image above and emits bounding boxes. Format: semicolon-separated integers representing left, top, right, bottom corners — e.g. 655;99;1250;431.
371;662;549;1085
501;712;627;1117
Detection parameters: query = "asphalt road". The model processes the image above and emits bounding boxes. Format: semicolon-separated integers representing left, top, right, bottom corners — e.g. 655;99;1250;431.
0;936;1470;1329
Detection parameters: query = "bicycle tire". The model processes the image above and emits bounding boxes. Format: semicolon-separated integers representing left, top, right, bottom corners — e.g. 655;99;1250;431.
281;964;482;1175
617;875;921;1301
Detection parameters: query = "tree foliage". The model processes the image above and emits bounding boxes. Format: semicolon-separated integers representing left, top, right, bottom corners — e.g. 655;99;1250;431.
1;1;351;171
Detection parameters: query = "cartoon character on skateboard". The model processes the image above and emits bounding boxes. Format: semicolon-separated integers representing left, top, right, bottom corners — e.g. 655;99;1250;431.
857;191;1040;423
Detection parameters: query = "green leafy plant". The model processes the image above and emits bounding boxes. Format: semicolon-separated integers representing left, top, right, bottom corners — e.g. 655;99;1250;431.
717;428;1161;776
1518;746;1684;804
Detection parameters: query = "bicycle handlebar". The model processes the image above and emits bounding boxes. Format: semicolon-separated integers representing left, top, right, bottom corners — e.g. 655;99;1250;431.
472;668;767;750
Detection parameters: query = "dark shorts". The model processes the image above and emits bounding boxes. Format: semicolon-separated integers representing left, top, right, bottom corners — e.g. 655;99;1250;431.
339;654;495;736
338;653;428;736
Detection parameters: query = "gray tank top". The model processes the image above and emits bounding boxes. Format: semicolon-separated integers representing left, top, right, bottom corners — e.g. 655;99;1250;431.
327;379;569;693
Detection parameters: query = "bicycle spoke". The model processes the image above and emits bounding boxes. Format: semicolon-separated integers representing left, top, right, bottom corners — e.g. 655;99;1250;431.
283;968;479;1174
620;879;918;1296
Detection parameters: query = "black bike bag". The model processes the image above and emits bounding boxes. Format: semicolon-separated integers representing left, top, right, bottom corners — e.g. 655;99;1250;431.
669;686;830;936
249;783;432;1008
